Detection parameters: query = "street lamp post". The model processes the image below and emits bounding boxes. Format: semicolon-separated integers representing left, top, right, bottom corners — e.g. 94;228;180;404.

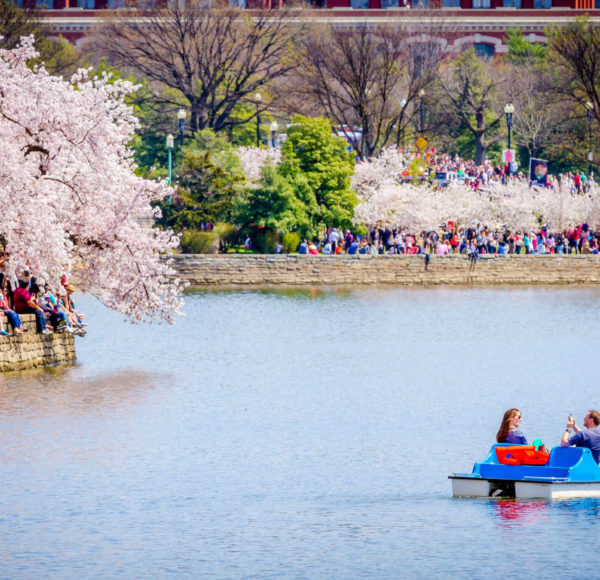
418;89;425;135
586;101;594;177
270;120;279;147
399;98;407;149
255;93;262;147
177;108;186;148
166;134;174;185
504;103;515;151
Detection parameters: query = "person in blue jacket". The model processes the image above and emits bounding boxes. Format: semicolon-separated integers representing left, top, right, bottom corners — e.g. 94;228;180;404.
562;410;600;464
496;408;528;445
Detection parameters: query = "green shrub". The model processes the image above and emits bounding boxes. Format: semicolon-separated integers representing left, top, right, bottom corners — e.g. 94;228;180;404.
214;223;239;252
281;232;300;253
180;230;219;254
253;230;277;253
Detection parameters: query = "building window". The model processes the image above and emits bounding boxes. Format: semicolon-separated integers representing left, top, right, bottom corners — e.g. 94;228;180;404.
503;0;521;6
381;0;400;7
474;43;495;59
533;0;552;6
77;0;96;7
351;0;369;8
412;0;430;6
442;0;461;6
472;0;491;7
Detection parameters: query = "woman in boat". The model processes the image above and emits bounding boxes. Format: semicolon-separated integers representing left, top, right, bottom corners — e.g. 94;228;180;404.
496;408;528;445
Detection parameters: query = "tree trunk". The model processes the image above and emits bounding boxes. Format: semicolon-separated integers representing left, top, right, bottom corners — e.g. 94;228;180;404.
474;109;486;165
474;132;486;165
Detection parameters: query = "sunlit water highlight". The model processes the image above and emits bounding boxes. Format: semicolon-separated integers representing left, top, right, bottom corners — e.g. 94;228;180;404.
1;287;600;578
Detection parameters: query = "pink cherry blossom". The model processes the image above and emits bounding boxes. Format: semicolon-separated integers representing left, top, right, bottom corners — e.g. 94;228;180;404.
353;150;600;232
237;146;281;183
0;37;184;323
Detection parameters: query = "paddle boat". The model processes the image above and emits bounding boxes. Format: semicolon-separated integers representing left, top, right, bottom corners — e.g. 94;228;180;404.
449;443;600;499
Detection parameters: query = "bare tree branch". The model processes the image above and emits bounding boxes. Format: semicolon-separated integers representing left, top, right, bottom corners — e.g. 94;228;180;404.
95;1;303;134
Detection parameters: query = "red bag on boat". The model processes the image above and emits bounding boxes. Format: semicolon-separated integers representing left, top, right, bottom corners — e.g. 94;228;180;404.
495;445;550;466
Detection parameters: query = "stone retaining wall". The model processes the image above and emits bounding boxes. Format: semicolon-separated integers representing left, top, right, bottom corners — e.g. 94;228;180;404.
0;314;76;372
172;254;600;287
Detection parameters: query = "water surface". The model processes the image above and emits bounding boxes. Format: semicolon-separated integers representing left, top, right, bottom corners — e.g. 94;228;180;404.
1;287;600;578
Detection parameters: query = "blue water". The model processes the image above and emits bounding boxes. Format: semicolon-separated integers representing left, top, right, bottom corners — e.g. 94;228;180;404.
1;287;600;578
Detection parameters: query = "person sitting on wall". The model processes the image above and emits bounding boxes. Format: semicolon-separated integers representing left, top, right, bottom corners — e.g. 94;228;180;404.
562;410;600;464
40;283;75;334
13;279;52;334
298;240;308;255
0;274;24;335
62;284;87;329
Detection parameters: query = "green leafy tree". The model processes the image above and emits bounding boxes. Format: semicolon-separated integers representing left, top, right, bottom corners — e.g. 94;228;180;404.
234;163;310;243
0;0;36;49
279;116;356;232
155;129;245;230
505;28;547;66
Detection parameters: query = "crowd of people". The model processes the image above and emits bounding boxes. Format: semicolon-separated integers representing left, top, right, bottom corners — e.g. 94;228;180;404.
423;153;592;193
0;269;87;338
293;222;600;257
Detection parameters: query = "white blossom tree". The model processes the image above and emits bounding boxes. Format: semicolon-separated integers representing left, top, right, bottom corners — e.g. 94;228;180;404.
236;146;281;184
0;37;184;323
352;150;600;232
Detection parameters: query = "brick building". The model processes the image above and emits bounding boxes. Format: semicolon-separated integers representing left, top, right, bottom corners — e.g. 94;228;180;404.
24;2;600;55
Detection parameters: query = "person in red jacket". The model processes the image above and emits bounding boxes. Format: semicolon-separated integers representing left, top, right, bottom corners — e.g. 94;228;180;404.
13;279;51;334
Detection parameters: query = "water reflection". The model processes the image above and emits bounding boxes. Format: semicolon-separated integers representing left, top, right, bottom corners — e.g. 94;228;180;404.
489;498;600;530
0;369;159;417
489;499;551;528
554;498;600;521
190;286;354;300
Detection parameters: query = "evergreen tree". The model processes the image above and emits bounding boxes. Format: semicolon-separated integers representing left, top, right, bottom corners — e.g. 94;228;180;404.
279;116;356;232
234;163;310;238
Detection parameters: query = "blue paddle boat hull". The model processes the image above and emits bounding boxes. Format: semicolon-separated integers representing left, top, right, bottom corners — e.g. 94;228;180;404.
449;444;600;499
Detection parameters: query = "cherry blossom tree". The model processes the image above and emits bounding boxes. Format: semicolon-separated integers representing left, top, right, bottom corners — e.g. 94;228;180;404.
353;150;600;232
236;146;281;184
0;37;184;323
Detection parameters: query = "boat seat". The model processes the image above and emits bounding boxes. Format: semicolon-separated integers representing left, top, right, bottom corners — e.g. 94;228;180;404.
548;446;585;468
